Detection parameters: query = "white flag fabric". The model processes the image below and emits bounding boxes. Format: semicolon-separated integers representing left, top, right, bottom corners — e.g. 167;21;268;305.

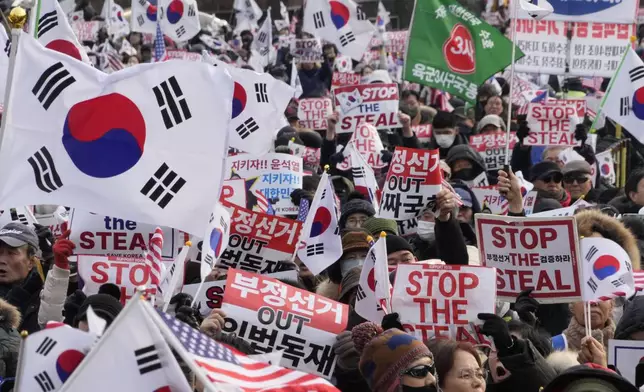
303;0;375;61
130;0;158;34
346;143;380;212
297;172;342;275
159;0;201;42
100;0;130;38
233;0;262;33
376;1;390;33
518;0;554;20
36;0;91;63
581;237;635;302
604;47;644;144
59;296;191;392
597;150;616;186
17;324;95;392
0;206;38;227
159;243;189;307
254;7;272;59
291;60;303;98
373;234;391;313
0;28;9;106
200;202;230;280
203;55;294;155
355;236;387;323
119;37;137;56
275;1;290;31
0;32;232;235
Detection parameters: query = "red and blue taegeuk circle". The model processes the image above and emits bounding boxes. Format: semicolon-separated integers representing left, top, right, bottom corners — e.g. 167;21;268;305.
146;0;158;22
209;228;225;258
329;1;350;30
632;87;644;120
232;82;247;119
166;0;184;24
46;40;83;62
116;10;124;22
376;16;384;27
601;163;611;175
63;93;146;178
310;207;331;237
592;255;620;281
56;350;85;382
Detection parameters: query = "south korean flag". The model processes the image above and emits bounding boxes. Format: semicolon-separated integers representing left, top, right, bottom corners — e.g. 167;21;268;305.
603;47;644;144
303;0;375;61
580;237;635;302
36;0;91;63
158;0;201;42
203;55;295;156
131;0;158;34
200;202;231;280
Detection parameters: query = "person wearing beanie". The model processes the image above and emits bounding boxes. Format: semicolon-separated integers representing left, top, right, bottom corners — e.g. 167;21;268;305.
445;145;488;184
386;235;417;266
340;192;376;229
609;168;644;214
363;217;399;236
427;111;467;158
38;230;75;328
353;323;437;392
476;113;506;134
74;293;123;332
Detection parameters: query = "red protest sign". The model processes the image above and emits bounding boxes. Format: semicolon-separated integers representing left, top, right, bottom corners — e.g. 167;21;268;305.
412;124;433;143
333;83;400;132
392;264;495;344
475;214;582;303
298;98;332;130
332;72;361;87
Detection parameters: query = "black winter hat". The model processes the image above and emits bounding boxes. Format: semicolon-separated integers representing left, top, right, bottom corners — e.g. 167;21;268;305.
385;235;413;255
432;110;456;129
445;145;486;173
339;192;376;228
540;364;637;392
74;293;123;328
529;161;561;182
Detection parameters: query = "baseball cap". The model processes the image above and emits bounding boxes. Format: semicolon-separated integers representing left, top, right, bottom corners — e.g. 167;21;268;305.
562;160;592;176
529;161;562;182
455;188;473;208
476;114;506;132
0;222;39;250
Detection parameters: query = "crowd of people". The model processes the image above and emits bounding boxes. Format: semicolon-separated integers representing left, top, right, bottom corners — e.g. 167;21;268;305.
0;0;643;391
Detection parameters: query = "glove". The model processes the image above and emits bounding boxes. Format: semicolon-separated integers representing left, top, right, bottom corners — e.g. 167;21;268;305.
290;188;314;207
329;150;345;166
382;312;404;331
333;331;360;370
574;123;588;144
52;230;75;270
175;305;202;329
478;313;514;355
516;121;530;141
170;292;194;309
381;149;393;164
514;288;539;326
63;289;86;325
33;223;54;260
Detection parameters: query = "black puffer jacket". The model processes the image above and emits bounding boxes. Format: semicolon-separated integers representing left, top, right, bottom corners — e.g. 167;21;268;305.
609;195;643;214
615;295;644;340
487;338;557;392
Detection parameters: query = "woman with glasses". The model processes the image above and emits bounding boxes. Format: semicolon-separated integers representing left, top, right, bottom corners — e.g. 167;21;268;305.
426;339;486;392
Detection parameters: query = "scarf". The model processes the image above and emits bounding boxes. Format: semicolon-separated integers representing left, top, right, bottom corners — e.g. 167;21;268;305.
536;188;571;207
563;316;615;351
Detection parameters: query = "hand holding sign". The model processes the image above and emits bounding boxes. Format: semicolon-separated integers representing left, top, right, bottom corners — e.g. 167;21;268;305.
497;168;523;214
478;313;514;354
53;229;75;270
200;309;227;338
436;188;456;222
578;336;607;368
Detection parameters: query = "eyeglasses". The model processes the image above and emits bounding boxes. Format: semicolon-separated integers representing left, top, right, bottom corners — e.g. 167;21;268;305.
563;176;589;185
346;216;367;226
457;368;488;381
541;173;563;183
404;364;436;378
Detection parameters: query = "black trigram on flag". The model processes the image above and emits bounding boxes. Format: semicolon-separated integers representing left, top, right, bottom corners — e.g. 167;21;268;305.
585;245;598;261
587;277;598;293
620;97;630;116
138;0;146;6
38;10;58;39
313;11;325;29
28;147;63;194
339;32;356;47
255;83;268;103
258;31;268;44
351;167;365;178
34;371;55;392
176;26;186;38
203;253;214;268
137;14;145;26
356;7;367;20
36;336;57;356
630;65;644;83
153;76;192;130
306;243;324;256
140;163;186;208
11;209;28;225
235;117;259;139
321;189;327;199
32;62;76;110
187;4;196;16
612;276;626;287
4;40;10;57
134;345;162;375
355;285;366;301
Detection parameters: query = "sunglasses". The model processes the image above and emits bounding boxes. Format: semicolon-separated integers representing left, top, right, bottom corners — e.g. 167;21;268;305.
541;173;563;183
563;176;589;185
405;364;436;378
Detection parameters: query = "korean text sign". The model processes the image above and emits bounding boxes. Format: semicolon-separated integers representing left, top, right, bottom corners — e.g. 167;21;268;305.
333;83;401;132
469;132;517;171
221;269;348;379
392;264;496;344
297;98;332;130
475;214;582;303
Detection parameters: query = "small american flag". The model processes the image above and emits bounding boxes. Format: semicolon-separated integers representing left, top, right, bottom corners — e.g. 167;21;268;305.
582;77;603;91
297;198;310;222
635;271;644;293
157;310;338;391
254;189;274;215
145;227;164;286
517;89;547;115
154;21;168;62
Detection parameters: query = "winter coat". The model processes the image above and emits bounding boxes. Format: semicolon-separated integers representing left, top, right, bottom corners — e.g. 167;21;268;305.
487;338;557;392
0;300;21;379
37;265;70;328
0;270;43;334
615;295;644;340
609;194;644;214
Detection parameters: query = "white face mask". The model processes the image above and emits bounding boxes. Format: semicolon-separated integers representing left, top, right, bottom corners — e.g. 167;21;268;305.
340;258;363;277
435;133;456;148
417;221;435;241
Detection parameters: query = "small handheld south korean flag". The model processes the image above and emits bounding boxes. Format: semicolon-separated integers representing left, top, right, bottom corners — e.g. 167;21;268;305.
596;150;616;186
303;0;375;61
355;232;389;322
201;202;231;280
580;237;635;302
297;170;342;275
158;0;201;41
603;45;644;144
254;7;272;58
347;142;380;212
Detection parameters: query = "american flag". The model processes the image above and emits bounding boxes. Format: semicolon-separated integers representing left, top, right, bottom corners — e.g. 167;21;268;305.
430;88;453;112
254;189;274;215
154;21;168;62
97;42;124;73
635;271;644;293
156;310;338;391
145;227;164;286
582;77;603;92
297;198;310;222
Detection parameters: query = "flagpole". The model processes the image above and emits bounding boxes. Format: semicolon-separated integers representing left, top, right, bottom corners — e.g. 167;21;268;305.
503;0;520;166
28;0;42;37
0;29;21;156
13;331;28;391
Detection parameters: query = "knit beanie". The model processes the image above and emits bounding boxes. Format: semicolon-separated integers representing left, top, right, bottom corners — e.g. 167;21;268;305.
432;110;456;129
363;217;399;236
354;326;432;392
340;192;376;228
386;235;413;255
74;293;123;328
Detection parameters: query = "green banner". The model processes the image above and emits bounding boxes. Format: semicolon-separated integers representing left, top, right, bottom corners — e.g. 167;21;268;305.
404;0;524;103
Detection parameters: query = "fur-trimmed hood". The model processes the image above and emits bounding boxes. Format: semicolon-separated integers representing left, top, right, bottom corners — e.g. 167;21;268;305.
575;209;641;270
315;278;341;302
546;350;580;374
0;299;20;330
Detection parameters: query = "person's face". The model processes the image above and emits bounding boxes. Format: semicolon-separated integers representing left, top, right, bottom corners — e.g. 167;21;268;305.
572;300;613;330
324;47;336;60
480;125;500;134
484;96;503;115
543;148;565;168
402;356;437;388
419;210;436;222
141;50;152;63
533;172;563;194
630;330;644;340
563;172;592;199
404;95;420;115
434;128;456;137
0;244;33;284
345;213;369;229
442;350;486;392
129;34;141;46
362;66;373;76
127;56;139;66
241;34;253;48
451;159;473;173
387;250;415;266
630;178;644;206
457;206;473;224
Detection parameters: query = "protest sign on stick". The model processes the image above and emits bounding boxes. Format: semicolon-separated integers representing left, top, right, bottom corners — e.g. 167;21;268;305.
333;83;401;132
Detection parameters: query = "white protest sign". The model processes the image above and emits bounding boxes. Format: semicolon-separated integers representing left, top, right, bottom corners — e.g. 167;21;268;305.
166;49;202;62
512;0;638;24
34;205;70;237
569;23;636;77
608;339;644;385
298;98;332;130
71;21;101;41
523;190;539;215
475;214;582;303
525;100;585;146
333;83;401;133
392;264;496;345
292;38;323;63
469;132;517;171
336;123;386;171
471;186;508;215
513;20;568;75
